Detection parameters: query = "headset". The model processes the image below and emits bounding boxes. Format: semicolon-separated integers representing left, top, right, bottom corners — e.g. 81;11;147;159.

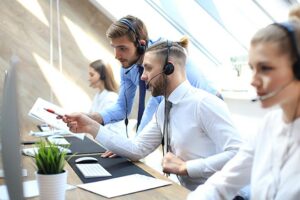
119;18;147;55
274;22;300;80
163;40;174;75
99;65;106;80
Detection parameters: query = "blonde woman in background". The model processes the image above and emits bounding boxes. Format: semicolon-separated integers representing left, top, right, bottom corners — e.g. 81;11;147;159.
88;60;133;152
88;59;118;113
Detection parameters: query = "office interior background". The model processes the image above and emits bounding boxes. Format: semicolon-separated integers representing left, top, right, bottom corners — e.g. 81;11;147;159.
0;0;296;155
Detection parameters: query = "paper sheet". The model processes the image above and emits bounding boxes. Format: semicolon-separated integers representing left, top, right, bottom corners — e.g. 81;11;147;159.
22;146;72;157
77;174;172;198
47;135;70;145
28;98;85;140
0;180;76;199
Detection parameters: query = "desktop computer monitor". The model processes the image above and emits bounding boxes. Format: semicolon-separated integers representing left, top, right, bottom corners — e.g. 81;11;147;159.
0;56;24;199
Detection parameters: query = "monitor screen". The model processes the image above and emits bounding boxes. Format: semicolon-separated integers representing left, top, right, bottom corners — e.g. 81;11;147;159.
0;56;24;199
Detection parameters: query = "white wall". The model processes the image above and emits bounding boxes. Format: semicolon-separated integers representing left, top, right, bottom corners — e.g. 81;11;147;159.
224;98;268;141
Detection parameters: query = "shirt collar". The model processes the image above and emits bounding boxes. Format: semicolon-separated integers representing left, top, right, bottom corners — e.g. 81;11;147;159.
167;80;191;105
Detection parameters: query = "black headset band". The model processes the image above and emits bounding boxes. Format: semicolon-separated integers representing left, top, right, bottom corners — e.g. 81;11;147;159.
274;22;300;60
120;19;137;35
163;40;174;76
119;18;146;55
273;22;300;80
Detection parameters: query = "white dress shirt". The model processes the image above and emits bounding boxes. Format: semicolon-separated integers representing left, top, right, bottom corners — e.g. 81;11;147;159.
90;89;118;113
188;109;300;199
90;90;132;136
96;81;242;190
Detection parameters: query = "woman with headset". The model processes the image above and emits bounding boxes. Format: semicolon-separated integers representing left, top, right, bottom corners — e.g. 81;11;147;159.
88;60;133;138
188;7;300;200
88;59;118;113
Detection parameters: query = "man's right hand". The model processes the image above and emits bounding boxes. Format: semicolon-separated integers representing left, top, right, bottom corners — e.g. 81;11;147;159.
63;112;100;138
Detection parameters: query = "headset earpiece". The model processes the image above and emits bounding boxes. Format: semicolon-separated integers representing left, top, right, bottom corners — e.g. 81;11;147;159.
274;22;300;80
293;60;300;80
137;40;146;55
163;62;174;75
99;65;106;80
120;18;147;55
100;73;106;80
163;40;174;76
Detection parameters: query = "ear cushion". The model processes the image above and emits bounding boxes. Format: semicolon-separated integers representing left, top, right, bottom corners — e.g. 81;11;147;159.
99;66;106;80
293;61;300;80
100;73;106;80
163;62;174;75
137;40;146;55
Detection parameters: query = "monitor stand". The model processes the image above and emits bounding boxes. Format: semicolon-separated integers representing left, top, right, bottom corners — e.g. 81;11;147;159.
0;169;28;178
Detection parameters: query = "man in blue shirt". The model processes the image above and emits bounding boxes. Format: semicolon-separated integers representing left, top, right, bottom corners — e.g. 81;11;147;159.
89;15;221;134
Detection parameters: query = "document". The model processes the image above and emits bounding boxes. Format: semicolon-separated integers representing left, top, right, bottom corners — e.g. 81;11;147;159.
47;135;70;145
28;98;69;132
28;98;84;140
22;146;72;157
77;174;172;198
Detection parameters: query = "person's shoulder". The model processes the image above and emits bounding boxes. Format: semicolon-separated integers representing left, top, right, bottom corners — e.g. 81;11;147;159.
190;86;216;99
107;90;118;97
102;89;118;98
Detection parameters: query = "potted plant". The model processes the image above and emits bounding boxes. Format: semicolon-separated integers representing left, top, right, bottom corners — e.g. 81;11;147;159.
34;140;69;200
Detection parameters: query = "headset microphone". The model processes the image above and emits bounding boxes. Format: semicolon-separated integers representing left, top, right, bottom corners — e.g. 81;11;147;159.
251;79;294;102
146;72;164;89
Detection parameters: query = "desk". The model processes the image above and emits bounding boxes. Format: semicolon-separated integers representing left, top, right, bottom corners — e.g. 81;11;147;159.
18;153;189;199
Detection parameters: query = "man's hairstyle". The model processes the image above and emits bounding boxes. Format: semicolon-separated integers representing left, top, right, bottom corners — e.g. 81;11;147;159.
146;36;189;67
106;15;149;43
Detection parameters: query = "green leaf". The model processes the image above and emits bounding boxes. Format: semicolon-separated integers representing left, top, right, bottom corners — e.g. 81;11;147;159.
34;139;68;174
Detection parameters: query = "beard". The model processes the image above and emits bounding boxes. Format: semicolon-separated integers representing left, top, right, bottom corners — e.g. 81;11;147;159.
121;53;140;68
150;75;166;97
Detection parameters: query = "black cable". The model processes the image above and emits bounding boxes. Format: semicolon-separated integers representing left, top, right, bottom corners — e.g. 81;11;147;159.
124;78;129;138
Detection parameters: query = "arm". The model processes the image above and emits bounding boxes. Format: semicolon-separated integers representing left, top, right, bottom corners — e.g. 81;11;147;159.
96;115;162;161
99;68;137;124
187;144;253;200
64;112;162;161
186;95;243;179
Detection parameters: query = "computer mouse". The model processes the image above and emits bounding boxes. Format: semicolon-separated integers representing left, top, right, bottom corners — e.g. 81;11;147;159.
75;157;98;164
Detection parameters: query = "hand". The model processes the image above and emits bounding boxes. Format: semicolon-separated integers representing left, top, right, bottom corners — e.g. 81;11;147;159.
101;150;118;158
64;112;100;138
162;152;188;176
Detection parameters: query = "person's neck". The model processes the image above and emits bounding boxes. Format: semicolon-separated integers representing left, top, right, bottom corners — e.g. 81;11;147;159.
97;84;105;93
282;89;300;123
165;77;186;98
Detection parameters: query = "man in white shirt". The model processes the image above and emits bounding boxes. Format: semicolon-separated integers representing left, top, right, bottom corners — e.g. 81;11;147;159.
63;37;242;190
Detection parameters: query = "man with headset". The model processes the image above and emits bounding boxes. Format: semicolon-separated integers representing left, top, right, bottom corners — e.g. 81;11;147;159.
88;15;222;135
63;38;242;191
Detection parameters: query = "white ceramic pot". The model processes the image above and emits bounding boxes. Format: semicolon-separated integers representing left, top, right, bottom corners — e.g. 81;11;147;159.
36;170;67;200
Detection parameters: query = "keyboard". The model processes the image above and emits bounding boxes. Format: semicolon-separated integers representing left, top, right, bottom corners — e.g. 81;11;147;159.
76;163;112;178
